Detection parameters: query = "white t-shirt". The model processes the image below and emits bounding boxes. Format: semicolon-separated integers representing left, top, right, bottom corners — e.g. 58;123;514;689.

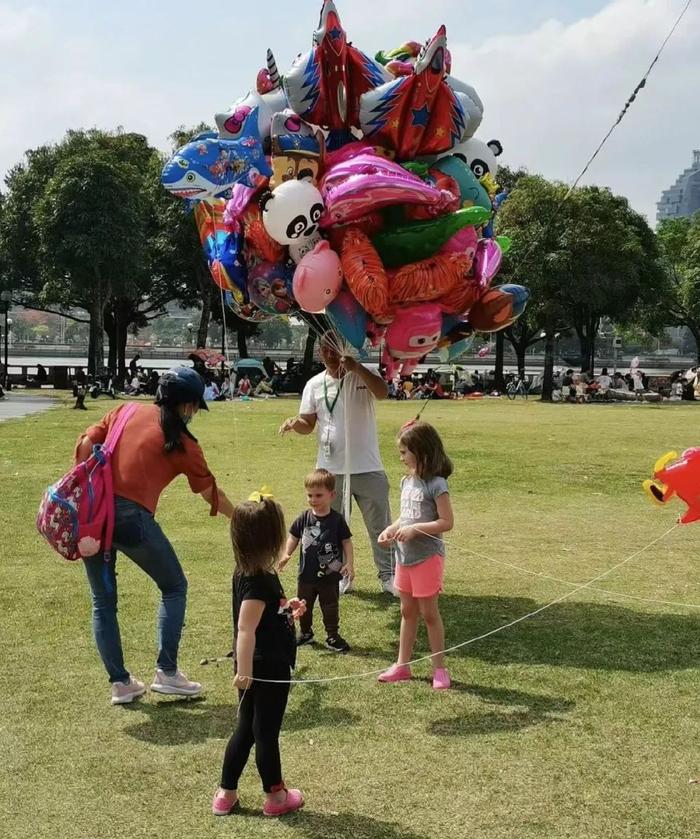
299;369;384;474
597;375;612;389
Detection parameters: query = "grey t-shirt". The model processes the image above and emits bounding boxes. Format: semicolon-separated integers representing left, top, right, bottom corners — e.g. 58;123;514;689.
397;475;449;566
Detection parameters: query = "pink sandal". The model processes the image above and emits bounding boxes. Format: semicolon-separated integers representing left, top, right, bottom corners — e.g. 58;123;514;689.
377;663;412;683
432;667;451;690
263;787;304;817
212;791;239;816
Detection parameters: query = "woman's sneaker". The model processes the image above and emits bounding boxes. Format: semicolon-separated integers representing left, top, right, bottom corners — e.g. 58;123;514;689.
111;676;146;705
296;631;314;647
325;635;350;653
150;669;202;697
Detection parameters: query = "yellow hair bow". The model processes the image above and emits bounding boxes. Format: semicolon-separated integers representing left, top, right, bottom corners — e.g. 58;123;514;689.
248;485;274;503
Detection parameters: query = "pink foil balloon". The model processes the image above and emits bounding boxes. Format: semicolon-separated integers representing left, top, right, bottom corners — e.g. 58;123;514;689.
473;238;502;291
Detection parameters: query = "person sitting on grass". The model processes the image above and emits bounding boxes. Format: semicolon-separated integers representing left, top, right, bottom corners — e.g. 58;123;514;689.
377;420;454;690
212;495;306;818
237;374;252;397
279;469;354;652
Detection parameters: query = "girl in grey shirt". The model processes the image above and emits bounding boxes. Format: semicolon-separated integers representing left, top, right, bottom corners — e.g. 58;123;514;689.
377;421;454;690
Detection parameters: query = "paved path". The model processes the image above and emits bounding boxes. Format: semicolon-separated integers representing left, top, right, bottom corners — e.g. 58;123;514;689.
0;394;58;423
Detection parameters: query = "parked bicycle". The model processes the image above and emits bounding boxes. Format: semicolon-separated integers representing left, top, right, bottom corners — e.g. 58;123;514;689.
506;374;529;400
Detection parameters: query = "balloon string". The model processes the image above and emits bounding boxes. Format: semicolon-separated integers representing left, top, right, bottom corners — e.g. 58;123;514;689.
251;523;680;684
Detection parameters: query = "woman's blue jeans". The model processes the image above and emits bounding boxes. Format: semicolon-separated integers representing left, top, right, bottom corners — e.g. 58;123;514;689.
83;496;188;683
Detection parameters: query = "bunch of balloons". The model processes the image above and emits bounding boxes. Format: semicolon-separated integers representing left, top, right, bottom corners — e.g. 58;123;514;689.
162;0;530;378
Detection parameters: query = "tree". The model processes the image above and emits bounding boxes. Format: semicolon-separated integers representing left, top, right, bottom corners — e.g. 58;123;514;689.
496;176;569;400
558;186;664;373
252;319;293;349
33;147;147;374
654;215;700;362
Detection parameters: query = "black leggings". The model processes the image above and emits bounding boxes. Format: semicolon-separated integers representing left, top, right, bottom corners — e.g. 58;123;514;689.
220;661;291;793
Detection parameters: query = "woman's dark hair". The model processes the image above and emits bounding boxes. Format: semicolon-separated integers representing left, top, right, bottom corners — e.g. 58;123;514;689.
230;499;286;575
397;421;453;480
154;392;197;453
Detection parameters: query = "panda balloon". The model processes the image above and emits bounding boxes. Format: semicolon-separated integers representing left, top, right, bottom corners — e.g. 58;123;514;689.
261;180;326;263
451;137;503;181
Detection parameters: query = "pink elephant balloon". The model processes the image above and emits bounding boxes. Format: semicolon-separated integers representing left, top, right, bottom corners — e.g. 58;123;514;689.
320;151;458;227
292;240;344;313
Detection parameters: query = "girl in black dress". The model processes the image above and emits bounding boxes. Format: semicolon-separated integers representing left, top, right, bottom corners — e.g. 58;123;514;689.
213;495;307;817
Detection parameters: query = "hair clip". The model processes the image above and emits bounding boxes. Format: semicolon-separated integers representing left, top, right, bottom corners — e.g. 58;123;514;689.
248;485;274;503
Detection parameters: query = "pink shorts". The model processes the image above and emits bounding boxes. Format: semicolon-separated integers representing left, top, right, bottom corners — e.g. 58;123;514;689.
394;554;444;598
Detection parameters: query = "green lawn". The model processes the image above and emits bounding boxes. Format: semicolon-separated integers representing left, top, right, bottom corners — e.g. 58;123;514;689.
2;396;699;839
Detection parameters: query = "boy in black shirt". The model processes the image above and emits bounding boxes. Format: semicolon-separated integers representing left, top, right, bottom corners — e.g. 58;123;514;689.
281;469;354;652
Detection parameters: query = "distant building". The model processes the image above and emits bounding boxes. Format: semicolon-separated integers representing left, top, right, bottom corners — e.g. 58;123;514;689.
657;150;700;223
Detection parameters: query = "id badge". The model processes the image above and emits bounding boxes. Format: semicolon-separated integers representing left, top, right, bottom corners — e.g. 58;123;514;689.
323;440;332;459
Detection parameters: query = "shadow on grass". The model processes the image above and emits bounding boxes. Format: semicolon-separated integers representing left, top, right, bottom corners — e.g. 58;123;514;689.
428;682;574;737
438;593;700;672
121;682;361;745
233;807;420;838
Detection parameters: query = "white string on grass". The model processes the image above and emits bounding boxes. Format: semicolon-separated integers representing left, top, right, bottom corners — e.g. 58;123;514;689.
252;522;679;684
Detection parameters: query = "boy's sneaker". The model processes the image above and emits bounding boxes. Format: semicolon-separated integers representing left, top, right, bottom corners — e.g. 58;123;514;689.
111;676;146;705
339;577;354;595
150;669;202;697
296;631;314;647
325;635;350;653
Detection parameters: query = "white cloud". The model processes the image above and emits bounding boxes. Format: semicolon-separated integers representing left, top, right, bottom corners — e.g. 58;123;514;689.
450;0;700;221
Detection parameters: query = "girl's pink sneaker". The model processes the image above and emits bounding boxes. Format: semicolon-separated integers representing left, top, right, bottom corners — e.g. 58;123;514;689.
212;792;239;816
263;788;304;817
377;663;412;683
432;667;451;690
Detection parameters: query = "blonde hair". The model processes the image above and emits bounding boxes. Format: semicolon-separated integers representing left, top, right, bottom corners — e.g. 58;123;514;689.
304;468;336;492
230;498;285;575
397;421;453;480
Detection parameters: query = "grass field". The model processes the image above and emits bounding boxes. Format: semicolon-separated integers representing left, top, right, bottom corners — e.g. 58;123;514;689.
2;395;700;839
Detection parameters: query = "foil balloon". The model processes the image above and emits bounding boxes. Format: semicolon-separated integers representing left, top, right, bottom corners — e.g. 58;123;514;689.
437;319;476;362
223;183;257;228
452;137;503;182
270;110;324;189
247;261;295;315
326;288;368;350
431;155;492;211
261;179;325;246
360;26;467;159
382;304;443;380
194;200;247;301
468;284;530;332
473;238;503;291
643;449;700;524
388;252;473;308
371;206;492;268
225;290;274;323
283;0;389;148
292;240;344;313
161;114;271;200
215;51;287;142
341;228;390;320
320;149;457;227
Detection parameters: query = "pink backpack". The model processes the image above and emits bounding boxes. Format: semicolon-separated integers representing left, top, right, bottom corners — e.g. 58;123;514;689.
37;403;137;562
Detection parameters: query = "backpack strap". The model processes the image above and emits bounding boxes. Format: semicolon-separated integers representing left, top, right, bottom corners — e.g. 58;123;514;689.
103;402;138;456
102;403;138;558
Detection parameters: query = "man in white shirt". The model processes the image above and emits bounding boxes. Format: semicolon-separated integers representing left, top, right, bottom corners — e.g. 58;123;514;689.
279;334;396;595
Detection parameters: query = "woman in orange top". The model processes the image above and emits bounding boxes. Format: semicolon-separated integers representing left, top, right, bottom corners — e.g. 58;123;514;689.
75;367;234;706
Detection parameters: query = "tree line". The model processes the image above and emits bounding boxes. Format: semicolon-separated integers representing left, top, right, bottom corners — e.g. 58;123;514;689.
1;130;699;395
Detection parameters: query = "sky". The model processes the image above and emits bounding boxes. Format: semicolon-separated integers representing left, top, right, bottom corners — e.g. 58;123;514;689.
1;0;698;223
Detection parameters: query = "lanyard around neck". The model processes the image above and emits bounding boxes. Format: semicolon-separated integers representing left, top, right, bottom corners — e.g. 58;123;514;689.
323;374;344;415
